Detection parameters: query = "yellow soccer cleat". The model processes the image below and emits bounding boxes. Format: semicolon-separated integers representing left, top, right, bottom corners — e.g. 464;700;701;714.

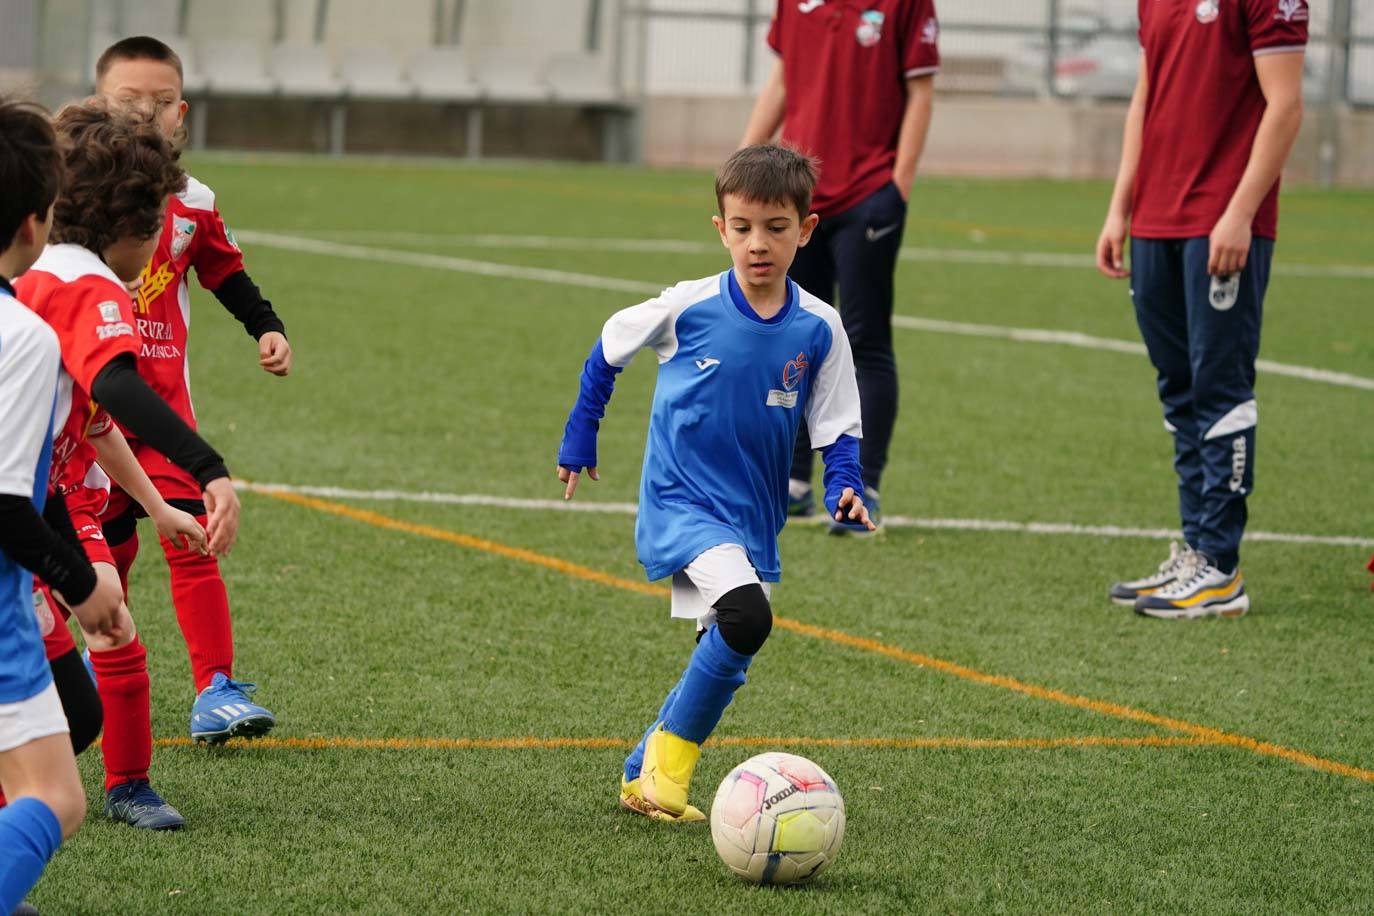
619;776;705;823
638;725;701;817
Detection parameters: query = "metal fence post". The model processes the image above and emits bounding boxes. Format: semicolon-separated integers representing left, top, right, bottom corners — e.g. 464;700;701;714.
742;0;756;91
1045;0;1062;99
1318;0;1354;187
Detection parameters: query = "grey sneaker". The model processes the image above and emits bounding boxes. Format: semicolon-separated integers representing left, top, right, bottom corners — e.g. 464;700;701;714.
1109;542;1196;606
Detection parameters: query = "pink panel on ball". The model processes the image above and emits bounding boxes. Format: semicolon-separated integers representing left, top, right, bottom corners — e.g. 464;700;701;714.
721;770;767;829
773;756;827;791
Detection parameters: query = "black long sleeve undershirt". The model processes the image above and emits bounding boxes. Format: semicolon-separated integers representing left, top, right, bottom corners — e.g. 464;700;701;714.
0;491;97;605
213;270;286;340
90;355;230;488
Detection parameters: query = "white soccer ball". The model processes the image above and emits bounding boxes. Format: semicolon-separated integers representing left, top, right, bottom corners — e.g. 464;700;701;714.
709;752;845;885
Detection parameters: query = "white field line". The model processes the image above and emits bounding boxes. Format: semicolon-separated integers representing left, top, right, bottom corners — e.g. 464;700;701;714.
253;229;1374;280
237;230;1374;394
237;481;1374;549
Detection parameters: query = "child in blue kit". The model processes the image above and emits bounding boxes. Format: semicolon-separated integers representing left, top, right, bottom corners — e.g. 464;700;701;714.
556;144;874;822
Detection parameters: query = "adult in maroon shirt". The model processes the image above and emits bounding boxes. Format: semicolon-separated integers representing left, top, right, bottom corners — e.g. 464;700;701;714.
742;0;939;533
1097;0;1307;619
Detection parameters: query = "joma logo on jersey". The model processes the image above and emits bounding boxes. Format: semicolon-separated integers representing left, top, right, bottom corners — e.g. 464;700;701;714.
136;261;176;314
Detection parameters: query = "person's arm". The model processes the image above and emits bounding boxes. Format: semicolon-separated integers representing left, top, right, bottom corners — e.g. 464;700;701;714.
1206;51;1304;276
891;75;935;201
89;354;240;555
818;435;874;530
0;493;97;606
740;59;786;147
1096;51;1149;279
211;270;291;377
556;289;681;499
90;423;208;554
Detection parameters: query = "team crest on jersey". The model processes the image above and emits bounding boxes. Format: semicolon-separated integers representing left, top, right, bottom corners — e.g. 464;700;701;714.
921;17;939;45
1274;0;1307;22
856;10;884;47
1195;0;1219;24
782;351;809;390
33;589;54;637
170;215;196;260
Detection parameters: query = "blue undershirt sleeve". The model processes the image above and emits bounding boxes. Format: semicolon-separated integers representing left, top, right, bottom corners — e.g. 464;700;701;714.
557;339;622;473
818;434;865;520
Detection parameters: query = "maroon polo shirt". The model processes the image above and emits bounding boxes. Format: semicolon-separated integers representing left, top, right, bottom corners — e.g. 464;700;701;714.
768;0;940;218
1132;0;1308;240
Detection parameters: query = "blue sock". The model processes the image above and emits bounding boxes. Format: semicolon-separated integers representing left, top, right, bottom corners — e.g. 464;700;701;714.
661;626;752;745
0;796;63;913
623;671;686;782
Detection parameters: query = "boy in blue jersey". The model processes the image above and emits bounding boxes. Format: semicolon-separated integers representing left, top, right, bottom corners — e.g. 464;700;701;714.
557;144;874;822
0;98;125;915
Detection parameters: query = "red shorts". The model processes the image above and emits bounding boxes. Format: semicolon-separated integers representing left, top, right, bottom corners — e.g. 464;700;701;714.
65;494;115;568
101;438;202;521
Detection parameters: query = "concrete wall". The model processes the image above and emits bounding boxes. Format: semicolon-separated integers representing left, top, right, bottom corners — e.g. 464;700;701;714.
641;93;1374;185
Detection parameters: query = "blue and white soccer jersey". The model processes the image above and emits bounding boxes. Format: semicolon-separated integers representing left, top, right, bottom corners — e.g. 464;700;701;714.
0;292;68;751
597;271;862;612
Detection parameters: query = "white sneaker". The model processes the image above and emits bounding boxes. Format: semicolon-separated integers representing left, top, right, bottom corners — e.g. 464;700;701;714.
1108;542;1196;606
1133;553;1249;619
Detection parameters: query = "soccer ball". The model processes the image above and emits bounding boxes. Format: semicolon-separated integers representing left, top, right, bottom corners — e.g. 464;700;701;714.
709;752;845;885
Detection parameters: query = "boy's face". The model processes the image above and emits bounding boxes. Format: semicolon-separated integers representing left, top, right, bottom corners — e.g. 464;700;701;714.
98;58;187;141
712;194;818;291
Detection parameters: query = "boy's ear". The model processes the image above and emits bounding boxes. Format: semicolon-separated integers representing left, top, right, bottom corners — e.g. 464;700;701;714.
798;212;820;246
711;214;729;247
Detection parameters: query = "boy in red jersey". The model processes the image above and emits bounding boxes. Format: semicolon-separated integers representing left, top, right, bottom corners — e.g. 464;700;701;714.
1096;0;1307;618
16;100;233;828
95;36;289;741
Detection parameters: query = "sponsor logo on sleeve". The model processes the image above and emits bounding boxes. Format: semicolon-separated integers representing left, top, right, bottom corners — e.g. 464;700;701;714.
97;300;122;323
921;17;939;45
33;589;54;637
798;0;824;12
1275;0;1308;22
221;218;241;252
856;10;884;47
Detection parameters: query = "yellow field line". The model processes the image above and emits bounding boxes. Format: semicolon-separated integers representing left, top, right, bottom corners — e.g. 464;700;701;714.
249;486;1374;784
153;735;1221;752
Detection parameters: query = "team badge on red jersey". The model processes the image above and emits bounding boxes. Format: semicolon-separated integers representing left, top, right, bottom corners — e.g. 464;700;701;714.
1195;0;1219;24
856;10;884;47
170;215;196;260
1275;0;1308;22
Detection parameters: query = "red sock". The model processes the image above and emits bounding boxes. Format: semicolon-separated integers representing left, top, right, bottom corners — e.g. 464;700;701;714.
163;517;234;693
109;529;139;598
90;637;152;791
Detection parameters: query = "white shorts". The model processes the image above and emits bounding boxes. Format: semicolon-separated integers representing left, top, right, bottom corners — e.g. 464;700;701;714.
671;543;772;628
0;681;68;754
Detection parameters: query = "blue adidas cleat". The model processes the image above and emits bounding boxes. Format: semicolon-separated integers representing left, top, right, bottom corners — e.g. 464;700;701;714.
105;779;185;830
191;673;276;744
828;486;883;537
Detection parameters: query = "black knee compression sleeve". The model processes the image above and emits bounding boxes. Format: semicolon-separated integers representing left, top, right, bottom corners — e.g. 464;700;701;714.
713;584;773;656
50;649;103;755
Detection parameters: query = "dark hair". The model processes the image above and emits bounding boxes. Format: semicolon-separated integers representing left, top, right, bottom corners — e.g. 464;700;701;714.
49;99;186;253
96;35;184;85
0;97;64;255
715;144;818;218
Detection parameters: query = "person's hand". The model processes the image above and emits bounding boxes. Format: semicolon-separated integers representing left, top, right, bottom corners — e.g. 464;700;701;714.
259;332;291;376
1096;210;1130;279
123;273;144;295
151;503;208;554
834;487;877;531
557;465;599;500
1208;210;1252;276
62;564;125;640
203;478;240;556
